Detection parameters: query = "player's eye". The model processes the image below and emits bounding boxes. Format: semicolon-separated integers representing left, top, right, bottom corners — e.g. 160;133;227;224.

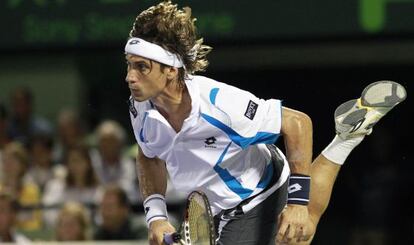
126;60;151;75
135;62;150;75
137;63;148;71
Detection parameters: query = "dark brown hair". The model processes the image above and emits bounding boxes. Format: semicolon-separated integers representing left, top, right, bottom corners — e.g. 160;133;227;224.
129;0;212;85
65;145;98;188
103;184;129;208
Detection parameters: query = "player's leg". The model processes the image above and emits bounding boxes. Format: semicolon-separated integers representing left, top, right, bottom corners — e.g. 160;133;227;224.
286;81;407;245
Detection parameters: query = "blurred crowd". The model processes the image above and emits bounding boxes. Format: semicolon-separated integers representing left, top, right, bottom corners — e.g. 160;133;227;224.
1;86;409;244
0;87;185;243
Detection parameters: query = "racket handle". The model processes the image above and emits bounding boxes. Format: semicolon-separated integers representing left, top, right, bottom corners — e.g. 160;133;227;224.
163;232;181;244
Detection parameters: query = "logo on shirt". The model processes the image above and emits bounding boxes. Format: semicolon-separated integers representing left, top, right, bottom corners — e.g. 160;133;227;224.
204;137;217;148
244;100;258;120
128;97;138;118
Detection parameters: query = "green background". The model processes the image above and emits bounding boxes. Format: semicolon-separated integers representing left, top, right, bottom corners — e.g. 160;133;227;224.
2;0;414;49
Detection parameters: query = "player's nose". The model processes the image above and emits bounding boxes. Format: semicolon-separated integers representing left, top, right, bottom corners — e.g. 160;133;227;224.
125;70;138;84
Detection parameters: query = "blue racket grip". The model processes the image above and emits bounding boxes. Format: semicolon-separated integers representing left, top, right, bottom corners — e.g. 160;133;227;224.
163;232;181;244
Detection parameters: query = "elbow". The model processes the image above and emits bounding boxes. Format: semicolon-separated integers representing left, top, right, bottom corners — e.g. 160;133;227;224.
297;111;312;131
288;111;313;145
295;112;313;138
283;109;313;135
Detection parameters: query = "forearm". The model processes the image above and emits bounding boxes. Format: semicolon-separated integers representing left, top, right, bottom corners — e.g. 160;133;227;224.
136;154;168;199
276;108;313;243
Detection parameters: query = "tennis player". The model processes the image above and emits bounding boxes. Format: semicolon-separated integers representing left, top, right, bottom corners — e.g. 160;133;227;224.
125;1;406;244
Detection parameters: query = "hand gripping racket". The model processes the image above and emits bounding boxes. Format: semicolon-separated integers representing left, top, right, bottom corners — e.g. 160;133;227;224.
164;191;216;245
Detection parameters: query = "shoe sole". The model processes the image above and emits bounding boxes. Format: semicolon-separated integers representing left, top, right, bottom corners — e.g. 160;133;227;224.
335;81;407;137
361;80;407;108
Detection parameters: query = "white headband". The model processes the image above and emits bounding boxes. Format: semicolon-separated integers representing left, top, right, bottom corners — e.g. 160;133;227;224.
125;37;184;68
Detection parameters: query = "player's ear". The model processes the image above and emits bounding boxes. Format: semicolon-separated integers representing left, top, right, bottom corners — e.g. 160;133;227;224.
165;66;179;80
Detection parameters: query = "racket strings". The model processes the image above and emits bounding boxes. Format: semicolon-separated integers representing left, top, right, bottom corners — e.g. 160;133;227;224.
187;194;211;244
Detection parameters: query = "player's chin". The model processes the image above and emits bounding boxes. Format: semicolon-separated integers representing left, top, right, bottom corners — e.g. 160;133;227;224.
131;93;147;102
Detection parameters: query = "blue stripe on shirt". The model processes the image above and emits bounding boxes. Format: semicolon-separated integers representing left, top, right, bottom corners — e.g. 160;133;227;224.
209;88;220;105
256;161;274;189
201;113;279;149
213;142;253;199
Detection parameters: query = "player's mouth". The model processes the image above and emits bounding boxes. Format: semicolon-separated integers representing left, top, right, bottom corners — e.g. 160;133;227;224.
129;87;139;92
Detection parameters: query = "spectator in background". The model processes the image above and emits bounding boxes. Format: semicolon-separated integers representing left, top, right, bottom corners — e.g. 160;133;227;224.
55;202;91;241
27;134;63;191
0;103;10;152
0;189;31;243
0;142;42;232
0;103;11;181
90;120;139;203
53;108;86;164
43;145;101;226
94;184;146;241
7;87;52;146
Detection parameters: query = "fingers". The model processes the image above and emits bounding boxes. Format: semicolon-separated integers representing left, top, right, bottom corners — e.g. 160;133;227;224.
148;234;157;245
277;223;308;244
148;220;176;245
276;219;290;242
283;224;299;243
296;226;306;243
282;225;294;242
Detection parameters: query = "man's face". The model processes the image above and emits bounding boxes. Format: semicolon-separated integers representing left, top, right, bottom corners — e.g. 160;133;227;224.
56;213;83;241
100;193;127;229
99;134;121;160
125;54;169;102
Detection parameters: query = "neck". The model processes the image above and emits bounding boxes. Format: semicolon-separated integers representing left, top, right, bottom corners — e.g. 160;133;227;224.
151;81;192;133
151;82;186;114
104;218;126;231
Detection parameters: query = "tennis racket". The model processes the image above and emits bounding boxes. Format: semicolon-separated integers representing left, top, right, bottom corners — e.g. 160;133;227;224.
164;190;216;245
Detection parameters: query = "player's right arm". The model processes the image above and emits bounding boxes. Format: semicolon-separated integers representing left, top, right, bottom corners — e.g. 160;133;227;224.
136;145;176;245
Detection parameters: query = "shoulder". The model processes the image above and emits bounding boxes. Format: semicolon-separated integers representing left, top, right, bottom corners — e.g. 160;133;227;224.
195;77;283;139
21;181;40;195
193;75;247;98
44;178;65;193
193;75;256;110
197;76;261;119
20;182;41;204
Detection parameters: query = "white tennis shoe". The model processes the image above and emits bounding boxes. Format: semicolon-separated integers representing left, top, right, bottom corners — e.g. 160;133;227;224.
335;80;407;140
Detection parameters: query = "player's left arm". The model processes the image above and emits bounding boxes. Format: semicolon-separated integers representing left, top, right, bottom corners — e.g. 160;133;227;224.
277;106;313;243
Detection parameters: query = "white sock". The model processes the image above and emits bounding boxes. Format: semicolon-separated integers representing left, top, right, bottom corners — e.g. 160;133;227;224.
321;135;365;165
